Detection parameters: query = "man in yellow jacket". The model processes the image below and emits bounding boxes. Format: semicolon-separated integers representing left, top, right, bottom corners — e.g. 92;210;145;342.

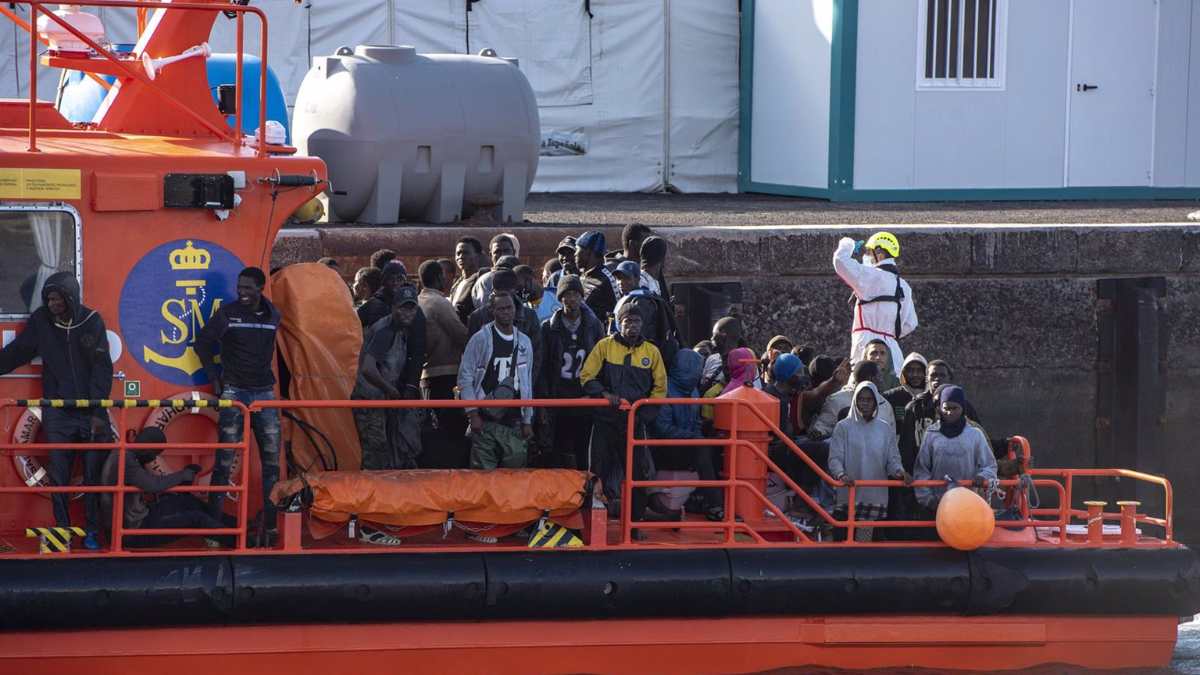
581;303;667;532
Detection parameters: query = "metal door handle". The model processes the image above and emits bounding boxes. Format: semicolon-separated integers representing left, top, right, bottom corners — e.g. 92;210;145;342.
1077;83;1099;92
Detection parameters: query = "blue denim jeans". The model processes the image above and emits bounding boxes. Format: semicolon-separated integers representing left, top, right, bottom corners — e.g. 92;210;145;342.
208;386;280;530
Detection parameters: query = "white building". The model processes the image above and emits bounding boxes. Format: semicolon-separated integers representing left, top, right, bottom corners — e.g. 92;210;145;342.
744;0;1200;200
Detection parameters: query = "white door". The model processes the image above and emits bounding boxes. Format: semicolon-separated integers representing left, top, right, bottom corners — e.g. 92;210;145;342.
1067;0;1157;187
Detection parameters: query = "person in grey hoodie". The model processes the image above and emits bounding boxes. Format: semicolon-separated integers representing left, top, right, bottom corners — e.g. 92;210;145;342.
0;271;113;549
828;381;913;542
457;292;534;472
913;385;997;516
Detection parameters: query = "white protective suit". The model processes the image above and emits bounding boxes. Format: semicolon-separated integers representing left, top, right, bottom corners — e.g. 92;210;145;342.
832;238;918;377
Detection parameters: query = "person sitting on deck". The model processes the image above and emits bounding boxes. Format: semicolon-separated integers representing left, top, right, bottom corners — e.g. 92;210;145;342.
100;427;235;549
911;385;998;540
827;381;913;542
459;291;535;477
580;302;667;536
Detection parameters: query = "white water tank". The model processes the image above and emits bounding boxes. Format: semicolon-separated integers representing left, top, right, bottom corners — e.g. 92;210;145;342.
293;45;540;224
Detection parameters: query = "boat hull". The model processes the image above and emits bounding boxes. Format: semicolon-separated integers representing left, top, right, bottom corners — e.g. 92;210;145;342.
0;615;1181;674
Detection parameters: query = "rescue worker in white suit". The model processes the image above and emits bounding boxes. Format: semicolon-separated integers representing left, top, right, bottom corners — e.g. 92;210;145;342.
832;232;918;379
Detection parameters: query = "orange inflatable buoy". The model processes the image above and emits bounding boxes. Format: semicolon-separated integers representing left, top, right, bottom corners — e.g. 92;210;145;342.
936;486;995;550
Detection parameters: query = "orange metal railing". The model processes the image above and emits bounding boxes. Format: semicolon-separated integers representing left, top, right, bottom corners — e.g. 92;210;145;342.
2;0;270;156
0;398;253;552
0;395;1178;556
623;396;1174;548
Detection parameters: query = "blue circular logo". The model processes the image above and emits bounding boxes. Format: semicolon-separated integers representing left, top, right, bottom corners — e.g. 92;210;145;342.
641;357;650;366
118;239;244;387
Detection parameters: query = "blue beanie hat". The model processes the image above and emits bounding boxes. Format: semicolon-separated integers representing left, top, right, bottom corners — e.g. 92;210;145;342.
939;385;967;408
773;354;802;383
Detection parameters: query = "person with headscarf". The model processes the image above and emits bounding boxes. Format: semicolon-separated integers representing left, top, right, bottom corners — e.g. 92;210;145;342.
720;347;759;395
827;381;912;542
912;386;997;527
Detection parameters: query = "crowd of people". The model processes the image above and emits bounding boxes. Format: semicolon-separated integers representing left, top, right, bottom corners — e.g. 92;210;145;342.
0;222;1008;549
321;224;1006;544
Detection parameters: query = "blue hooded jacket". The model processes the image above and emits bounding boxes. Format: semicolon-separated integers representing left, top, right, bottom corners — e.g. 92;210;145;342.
654;348;704;439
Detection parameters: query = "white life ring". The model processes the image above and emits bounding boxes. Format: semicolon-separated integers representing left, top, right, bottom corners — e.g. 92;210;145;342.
141;391;243;502
11;407;119;500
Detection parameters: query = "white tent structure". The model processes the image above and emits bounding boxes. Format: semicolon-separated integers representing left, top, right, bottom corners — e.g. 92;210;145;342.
0;0;740;193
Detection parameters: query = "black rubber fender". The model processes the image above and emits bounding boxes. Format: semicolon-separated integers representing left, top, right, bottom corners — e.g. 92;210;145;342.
228;553;487;624
481;549;732;620
0;556;232;630
728;547;970;615
965;547;1200;616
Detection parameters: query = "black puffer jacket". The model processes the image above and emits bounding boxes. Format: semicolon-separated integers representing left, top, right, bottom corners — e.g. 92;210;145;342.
0;272;112;417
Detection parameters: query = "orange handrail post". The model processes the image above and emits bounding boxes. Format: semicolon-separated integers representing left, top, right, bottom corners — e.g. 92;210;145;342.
112;406;127;551
27;1;38;152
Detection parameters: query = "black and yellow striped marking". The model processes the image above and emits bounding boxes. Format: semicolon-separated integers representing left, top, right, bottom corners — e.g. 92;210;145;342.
527;522;583;549
25;527;86;553
17;399;232;409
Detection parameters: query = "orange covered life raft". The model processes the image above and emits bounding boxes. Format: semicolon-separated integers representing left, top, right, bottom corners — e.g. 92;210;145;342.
272;469;592;528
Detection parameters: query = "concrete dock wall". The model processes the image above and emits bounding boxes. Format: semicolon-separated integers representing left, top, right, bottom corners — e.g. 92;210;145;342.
273;224;1200;545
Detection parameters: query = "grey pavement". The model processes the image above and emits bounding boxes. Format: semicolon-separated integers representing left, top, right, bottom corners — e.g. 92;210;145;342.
522;192;1200;227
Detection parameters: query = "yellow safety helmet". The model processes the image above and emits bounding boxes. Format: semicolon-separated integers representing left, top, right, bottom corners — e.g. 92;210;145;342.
865;231;900;258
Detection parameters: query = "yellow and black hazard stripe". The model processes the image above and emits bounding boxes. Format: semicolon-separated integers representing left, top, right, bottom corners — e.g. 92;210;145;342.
17;399;232;410
25;527;86;553
527;521;583;548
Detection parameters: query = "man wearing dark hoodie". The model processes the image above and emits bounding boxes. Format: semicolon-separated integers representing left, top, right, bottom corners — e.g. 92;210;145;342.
0;272;113;549
537;274;605;469
883;352;928;426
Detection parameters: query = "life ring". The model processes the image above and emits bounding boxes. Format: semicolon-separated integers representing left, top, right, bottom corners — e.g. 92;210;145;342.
10;407;119;500
141;391;243;502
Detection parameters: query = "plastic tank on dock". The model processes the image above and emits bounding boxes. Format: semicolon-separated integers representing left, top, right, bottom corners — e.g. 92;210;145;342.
292;45;540;225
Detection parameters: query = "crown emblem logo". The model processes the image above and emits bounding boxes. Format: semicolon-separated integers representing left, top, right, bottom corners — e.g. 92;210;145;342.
169;241;211;270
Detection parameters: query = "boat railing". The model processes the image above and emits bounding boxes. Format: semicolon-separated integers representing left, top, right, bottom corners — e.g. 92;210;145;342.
0;397;253;552
625;397;1175;548
0;395;1178;556
0;0;271;156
